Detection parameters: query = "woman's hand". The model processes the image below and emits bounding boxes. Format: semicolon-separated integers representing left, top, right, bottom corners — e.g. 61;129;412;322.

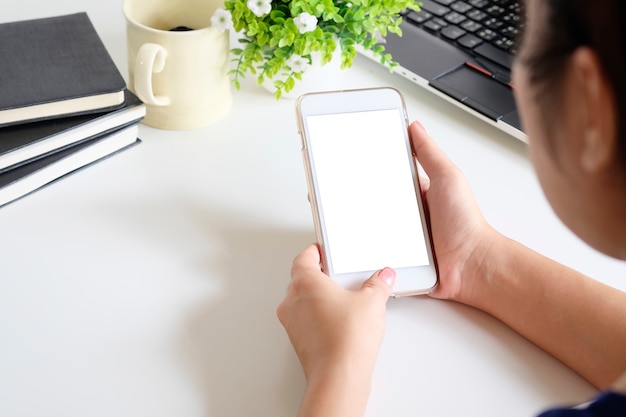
412;121;626;388
410;121;501;303
277;244;395;417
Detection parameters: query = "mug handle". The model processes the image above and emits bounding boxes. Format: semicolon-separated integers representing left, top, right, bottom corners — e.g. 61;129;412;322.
134;43;171;106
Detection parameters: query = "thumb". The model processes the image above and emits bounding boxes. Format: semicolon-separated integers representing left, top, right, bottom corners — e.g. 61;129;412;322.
360;267;396;299
409;120;454;179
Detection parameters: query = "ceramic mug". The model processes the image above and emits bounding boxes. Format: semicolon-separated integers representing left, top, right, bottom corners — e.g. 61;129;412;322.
123;0;232;130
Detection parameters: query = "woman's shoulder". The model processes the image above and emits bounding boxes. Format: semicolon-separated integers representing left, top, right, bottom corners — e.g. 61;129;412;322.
538;391;626;416
538;374;626;417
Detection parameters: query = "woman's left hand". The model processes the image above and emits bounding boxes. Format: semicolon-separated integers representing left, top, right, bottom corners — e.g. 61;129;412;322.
277;244;395;417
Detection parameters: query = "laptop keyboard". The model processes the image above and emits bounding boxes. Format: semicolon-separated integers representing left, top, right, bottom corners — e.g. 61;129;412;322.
403;0;522;70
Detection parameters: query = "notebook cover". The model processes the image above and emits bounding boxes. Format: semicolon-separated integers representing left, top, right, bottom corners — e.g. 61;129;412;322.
0;124;141;208
0;12;126;118
0;90;145;173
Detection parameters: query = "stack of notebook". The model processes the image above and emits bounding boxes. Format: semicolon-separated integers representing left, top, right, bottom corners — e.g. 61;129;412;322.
0;12;146;208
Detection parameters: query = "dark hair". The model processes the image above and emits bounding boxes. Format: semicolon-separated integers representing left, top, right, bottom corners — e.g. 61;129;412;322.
517;0;626;166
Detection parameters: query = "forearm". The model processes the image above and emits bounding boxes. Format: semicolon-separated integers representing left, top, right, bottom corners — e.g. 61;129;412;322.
460;233;626;389
297;362;373;417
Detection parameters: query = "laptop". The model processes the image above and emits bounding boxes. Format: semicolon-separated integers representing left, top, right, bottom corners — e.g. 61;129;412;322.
363;0;526;142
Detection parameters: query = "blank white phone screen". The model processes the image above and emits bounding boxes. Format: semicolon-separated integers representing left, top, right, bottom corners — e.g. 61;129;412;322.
306;109;430;274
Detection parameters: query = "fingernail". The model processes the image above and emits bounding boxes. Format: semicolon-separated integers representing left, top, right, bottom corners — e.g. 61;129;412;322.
378;267;396;288
414;120;427;132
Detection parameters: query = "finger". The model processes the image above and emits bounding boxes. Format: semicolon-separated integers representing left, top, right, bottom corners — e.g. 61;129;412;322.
360;267;396;300
291;243;323;280
409;121;456;178
418;174;431;194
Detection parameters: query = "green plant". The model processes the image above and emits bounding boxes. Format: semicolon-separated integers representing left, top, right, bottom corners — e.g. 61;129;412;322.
211;0;422;98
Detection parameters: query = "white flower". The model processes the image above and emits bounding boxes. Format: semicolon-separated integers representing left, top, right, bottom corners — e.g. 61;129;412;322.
210;8;233;32
286;54;310;73
247;0;272;17
293;12;318;34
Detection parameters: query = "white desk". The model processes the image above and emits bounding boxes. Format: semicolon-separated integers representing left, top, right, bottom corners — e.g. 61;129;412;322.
2;2;626;416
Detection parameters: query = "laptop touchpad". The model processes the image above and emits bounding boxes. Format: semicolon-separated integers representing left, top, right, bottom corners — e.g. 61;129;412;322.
429;65;516;121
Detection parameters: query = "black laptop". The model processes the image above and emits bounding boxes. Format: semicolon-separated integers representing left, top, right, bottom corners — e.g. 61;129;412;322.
368;0;526;141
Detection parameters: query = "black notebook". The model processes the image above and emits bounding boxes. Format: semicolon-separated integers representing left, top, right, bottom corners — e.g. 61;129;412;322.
0;123;141;208
0;90;145;173
0;12;127;127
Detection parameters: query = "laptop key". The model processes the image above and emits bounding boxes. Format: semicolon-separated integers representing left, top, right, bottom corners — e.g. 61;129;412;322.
406;10;433;24
468;0;489;8
493;36;514;51
451;1;472;14
483;17;504;30
433;17;449;27
441;25;467;40
457;33;483;49
419;0;451;17
485;5;505;16
500;25;518;38
467;9;487;22
423;19;445;32
461;19;482;32
477;28;497;41
444;11;466;25
503;14;521;26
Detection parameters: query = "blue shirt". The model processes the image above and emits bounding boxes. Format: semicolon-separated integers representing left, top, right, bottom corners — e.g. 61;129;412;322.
538;392;626;417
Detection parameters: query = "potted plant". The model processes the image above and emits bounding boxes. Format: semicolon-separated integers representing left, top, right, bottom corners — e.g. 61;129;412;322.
210;0;422;98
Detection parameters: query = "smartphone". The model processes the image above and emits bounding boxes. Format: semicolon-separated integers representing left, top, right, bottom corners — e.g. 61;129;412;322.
295;87;438;297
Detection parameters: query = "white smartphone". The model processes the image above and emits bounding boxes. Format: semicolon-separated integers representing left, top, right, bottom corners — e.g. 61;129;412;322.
295;87;438;297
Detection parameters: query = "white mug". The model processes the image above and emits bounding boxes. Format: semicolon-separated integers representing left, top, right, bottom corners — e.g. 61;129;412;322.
123;0;232;130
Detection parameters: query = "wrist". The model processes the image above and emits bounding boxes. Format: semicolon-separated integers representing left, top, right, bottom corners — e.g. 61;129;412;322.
299;360;373;417
453;226;507;306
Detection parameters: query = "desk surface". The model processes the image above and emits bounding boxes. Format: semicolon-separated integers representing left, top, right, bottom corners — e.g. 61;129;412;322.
2;2;626;417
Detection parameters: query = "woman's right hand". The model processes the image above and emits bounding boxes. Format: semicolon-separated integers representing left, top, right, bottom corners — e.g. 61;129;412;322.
410;121;501;303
